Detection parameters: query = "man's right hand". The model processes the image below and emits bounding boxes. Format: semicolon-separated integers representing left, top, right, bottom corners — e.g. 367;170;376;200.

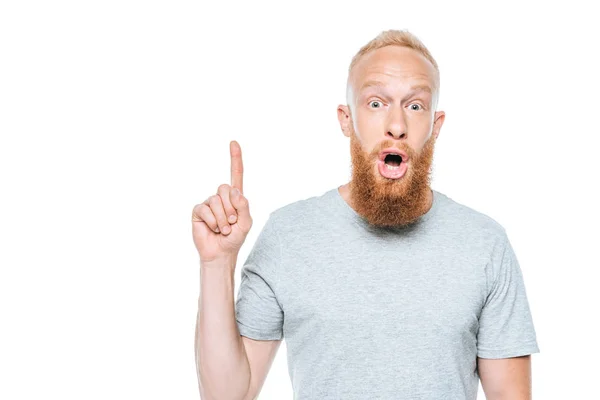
192;140;253;263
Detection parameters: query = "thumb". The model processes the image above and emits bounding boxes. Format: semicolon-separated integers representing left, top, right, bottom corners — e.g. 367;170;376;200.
230;188;252;231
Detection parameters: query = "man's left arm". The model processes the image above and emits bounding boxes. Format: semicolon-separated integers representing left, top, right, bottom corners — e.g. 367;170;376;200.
475;232;540;399
477;355;532;400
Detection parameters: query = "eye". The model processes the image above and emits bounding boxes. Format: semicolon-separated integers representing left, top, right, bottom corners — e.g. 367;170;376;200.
368;100;383;109
409;103;423;111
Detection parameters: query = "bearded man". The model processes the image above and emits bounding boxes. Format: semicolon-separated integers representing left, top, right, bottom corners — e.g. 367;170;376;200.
194;29;540;400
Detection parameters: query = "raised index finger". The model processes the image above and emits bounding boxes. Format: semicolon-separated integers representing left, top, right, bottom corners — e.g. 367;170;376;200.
230;140;244;194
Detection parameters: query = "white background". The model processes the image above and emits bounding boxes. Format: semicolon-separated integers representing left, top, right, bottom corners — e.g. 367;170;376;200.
1;1;598;399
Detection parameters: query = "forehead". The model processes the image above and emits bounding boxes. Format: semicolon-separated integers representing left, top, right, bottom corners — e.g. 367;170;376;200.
351;45;437;93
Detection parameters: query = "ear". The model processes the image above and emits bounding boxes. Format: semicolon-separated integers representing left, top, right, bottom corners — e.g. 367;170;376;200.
337;104;352;138
432;110;445;139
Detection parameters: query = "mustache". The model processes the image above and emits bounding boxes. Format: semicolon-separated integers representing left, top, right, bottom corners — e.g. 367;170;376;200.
369;142;415;160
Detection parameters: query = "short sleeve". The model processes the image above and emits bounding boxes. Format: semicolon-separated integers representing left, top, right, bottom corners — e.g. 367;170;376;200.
477;233;540;358
235;214;284;340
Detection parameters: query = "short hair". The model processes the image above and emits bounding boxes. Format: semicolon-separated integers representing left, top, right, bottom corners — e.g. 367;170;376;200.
346;29;440;111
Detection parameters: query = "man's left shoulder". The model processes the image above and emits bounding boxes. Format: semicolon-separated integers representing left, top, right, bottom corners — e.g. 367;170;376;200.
437;191;507;239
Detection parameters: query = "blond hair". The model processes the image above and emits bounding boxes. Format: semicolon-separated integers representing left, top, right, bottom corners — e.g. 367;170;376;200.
346;29;440;110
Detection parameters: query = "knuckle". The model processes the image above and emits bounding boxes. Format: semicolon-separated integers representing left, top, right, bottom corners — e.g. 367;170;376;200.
208;194;220;205
198;205;212;219
218;193;229;204
208;200;225;219
225;197;236;210
218;183;230;192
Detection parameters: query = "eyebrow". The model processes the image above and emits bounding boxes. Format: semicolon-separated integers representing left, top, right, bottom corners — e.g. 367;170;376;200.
359;80;433;95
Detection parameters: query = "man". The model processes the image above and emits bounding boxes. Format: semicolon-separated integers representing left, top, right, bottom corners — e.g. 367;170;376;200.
193;29;540;400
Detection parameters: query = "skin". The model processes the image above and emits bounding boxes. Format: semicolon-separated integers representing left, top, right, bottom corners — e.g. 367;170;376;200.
478;355;533;399
336;44;533;397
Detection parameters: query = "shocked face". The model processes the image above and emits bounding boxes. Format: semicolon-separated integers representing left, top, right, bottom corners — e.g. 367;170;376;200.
338;45;445;227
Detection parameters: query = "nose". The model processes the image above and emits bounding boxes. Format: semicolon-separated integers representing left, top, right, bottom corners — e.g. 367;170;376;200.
386;105;408;140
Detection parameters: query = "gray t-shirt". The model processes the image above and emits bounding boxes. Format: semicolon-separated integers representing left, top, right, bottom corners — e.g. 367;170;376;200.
235;187;540;399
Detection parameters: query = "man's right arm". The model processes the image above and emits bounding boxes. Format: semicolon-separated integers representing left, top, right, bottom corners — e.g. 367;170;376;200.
193;141;282;399
240;336;282;400
195;256;281;400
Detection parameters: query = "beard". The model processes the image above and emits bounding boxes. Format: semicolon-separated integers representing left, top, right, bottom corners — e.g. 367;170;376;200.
348;132;437;228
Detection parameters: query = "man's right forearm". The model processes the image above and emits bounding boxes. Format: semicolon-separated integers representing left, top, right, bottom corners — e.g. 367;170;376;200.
195;255;251;400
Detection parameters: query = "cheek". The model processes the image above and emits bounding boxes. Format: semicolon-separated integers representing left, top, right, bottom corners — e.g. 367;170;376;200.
355;111;384;135
411;138;431;156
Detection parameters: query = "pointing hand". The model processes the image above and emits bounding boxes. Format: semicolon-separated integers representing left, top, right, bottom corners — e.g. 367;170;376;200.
192;140;253;263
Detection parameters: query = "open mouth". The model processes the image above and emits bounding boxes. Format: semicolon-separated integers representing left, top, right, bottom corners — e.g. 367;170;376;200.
383;153;403;168
377;150;408;179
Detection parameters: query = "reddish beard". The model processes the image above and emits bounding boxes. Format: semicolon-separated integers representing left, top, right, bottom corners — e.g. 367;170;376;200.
348;133;437;228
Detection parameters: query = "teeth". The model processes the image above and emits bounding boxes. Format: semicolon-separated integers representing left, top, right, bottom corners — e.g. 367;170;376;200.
385;163;400;170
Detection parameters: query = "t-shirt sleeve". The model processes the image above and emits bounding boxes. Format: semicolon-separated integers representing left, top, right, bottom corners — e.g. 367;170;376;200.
235;214;284;341
477;232;540;358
